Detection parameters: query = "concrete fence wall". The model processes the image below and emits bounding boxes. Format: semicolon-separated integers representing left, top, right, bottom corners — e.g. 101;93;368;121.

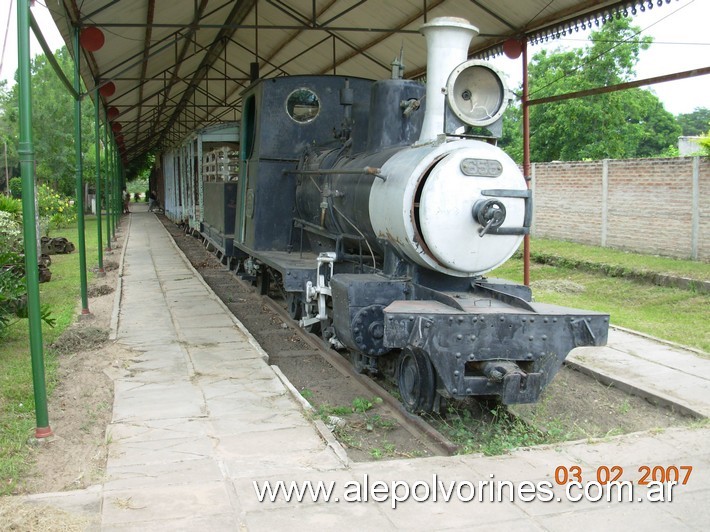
530;156;710;261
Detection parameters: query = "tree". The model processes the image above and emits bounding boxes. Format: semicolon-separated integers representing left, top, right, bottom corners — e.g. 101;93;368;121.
499;101;522;164
0;81;19;190
698;134;710;156
2;47;100;197
677;107;710;137
500;17;681;162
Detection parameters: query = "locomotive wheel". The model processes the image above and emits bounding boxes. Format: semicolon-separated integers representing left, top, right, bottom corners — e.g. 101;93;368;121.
397;347;436;413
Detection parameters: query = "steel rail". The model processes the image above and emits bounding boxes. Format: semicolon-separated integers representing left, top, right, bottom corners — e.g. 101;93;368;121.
257;288;458;457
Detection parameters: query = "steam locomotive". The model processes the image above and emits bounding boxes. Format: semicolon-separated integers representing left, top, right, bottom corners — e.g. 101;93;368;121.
200;17;609;412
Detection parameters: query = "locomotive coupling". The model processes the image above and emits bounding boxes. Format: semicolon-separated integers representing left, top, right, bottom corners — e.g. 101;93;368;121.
483;361;524;382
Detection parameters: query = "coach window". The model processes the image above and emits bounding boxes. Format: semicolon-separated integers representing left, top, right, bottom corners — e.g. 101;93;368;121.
286;88;320;123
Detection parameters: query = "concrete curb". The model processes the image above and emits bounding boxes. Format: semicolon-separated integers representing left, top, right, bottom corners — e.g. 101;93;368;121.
108;215;131;342
565;359;706;420
158;220;270;362
610;324;708;358
271;364;351;467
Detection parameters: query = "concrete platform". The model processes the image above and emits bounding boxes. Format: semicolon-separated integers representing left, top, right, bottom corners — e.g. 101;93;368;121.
18;209;710;530
569;328;710;418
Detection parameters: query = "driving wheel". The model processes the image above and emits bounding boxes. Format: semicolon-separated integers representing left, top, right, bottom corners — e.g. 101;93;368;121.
397;346;436;413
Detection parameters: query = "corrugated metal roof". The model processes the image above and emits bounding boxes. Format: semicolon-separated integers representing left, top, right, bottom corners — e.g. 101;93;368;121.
45;0;677;163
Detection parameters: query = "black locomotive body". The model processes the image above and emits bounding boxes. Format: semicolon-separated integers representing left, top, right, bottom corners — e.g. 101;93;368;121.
202;17;608;412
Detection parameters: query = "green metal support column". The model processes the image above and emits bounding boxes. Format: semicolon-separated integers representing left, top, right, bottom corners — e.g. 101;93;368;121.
113;140;119;228
94;89;104;273
17;0;52;439
104;105;112;251
109;139;115;234
73;28;89;315
113;141;120;228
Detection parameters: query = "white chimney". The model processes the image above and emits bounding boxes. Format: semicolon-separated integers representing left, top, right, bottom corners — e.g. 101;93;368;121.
418;17;479;143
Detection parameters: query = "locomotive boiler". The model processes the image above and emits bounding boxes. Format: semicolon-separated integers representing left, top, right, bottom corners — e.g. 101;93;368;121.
221;16;609;412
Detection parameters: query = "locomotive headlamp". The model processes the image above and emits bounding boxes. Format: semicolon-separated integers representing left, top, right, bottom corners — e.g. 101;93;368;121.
445;60;511;127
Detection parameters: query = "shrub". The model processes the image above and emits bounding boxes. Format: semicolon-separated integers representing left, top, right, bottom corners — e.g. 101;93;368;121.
0;195;22;218
0;210;55;337
37;183;76;236
699;134;710;156
0;212;25;337
9;177;22;199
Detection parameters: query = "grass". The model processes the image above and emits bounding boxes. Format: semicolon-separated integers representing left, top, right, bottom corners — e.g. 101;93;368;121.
494;247;710;353
529;238;710;282
437;406;550;456
0;215;108;495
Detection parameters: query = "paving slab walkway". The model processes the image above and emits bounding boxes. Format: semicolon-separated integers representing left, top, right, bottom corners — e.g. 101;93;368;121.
568;327;710;418
14;209;710;530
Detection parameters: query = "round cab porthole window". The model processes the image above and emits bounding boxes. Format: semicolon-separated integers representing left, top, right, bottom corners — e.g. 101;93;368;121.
286;88;320;123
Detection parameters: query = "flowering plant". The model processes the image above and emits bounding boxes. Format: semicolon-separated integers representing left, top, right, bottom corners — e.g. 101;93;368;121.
0;203;56;336
37;184;76;236
0;210;26;336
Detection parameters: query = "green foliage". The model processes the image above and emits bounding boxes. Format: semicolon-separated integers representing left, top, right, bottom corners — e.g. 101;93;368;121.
125;153;156;182
9;177;22;199
299;388;314;401
127;177;149;196
698;134;710;156
677;107;710;136
440;406;548;456
499;102;523;164
526;238;710;281
0;186;70;336
0;195;22;217
0;216;103;494
0;212;26;337
37;183;77;236
515;17;681;162
351;396;382;413
2;47;102;198
0;81;19;176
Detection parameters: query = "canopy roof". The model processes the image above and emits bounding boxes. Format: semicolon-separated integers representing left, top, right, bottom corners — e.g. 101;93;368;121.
46;0;676;163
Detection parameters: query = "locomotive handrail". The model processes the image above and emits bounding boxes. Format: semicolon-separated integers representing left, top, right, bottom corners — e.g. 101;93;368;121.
478;188;533;236
293;218;363;243
284;167;387;181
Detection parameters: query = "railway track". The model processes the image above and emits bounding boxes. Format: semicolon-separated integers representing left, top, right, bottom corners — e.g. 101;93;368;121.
259;287;458;456
169;222;458;459
165;220;691;460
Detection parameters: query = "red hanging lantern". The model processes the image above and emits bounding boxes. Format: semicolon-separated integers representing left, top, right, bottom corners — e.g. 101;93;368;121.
115;134;125;143
503;38;522;59
99;82;115;98
108;107;120;120
112;122;123;132
80;27;105;52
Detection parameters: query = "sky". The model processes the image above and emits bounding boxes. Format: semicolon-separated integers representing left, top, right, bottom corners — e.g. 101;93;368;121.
489;0;709;115
0;0;708;115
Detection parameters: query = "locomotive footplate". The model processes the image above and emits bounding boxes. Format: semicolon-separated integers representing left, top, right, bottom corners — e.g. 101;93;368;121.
383;299;609;404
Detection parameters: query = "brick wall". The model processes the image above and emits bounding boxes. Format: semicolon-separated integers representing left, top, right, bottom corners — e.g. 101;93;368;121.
530;156;710;261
